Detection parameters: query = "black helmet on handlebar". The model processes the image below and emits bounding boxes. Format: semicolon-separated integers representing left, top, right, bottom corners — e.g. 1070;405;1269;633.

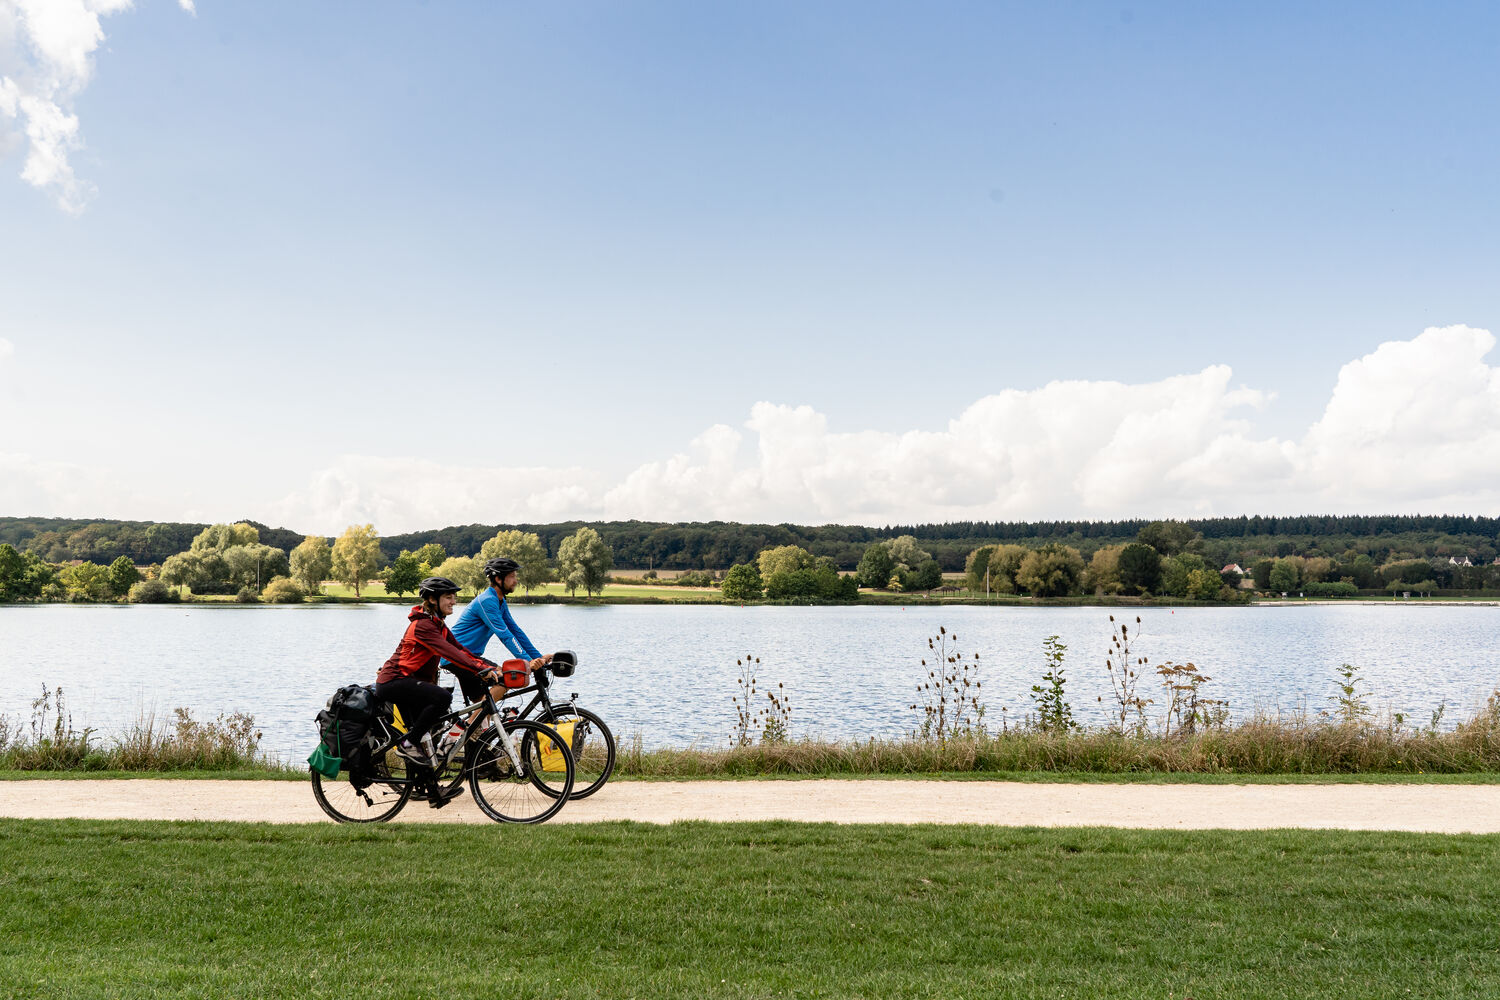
549;649;577;677
483;557;520;581
417;576;462;599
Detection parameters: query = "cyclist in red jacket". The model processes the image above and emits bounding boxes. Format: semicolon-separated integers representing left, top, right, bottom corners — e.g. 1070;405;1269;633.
375;575;500;766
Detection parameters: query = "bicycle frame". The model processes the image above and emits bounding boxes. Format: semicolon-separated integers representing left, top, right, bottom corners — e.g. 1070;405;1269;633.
365;686;525;787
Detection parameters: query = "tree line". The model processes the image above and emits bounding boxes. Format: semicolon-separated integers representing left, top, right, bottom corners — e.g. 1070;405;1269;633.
0;521;620;604
6;513;1500;605
7;513;1499;576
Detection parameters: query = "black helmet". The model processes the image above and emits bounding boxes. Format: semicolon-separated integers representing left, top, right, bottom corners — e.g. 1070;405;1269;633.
418;576;461;599
483;557;520;580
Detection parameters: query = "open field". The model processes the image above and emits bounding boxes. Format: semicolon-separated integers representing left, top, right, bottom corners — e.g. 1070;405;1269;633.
316;580;724;602
3;819;1497;998
164;580;1500;606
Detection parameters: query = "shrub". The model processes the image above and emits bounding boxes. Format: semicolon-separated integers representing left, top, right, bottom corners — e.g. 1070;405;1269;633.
721;563;764;601
261;575;304;604
1304;581;1359;598
127;579;173;603
235;585;259;603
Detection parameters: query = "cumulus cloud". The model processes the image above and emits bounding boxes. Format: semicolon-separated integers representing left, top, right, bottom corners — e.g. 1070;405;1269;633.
268;456;606;538
0;0;192;212
266;326;1500;535
0;449;140;518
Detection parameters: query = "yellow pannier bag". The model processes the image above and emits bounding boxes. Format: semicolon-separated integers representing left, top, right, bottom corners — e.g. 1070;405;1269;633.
537;719;578;772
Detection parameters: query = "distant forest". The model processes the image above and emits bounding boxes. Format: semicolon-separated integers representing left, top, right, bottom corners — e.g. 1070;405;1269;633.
4;514;1499;573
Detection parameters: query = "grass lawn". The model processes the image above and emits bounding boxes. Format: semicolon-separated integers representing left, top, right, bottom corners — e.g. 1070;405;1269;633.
2;820;1497;999
315;581;724;602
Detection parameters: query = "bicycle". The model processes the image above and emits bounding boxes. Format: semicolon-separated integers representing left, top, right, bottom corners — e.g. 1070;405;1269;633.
505;649;616;800
311;681;575;824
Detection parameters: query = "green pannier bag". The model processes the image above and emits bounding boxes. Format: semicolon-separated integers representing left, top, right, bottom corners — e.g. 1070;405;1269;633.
308;743;342;779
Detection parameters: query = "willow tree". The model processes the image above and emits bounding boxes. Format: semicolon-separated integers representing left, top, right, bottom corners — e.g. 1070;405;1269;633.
290;536;332;594
331;524;381;599
558;527;612;597
479;530;550;592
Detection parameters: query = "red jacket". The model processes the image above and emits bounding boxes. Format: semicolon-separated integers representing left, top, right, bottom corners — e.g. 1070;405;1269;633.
377;606;495;685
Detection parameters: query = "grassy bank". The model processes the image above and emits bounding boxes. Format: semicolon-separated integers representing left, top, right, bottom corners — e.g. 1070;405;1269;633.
616;711;1500;777
3;819;1498;999
6;688;1499;779
0;688;285;775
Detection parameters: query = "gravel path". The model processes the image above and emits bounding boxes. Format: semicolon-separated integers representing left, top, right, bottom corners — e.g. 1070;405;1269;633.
3;779;1500;831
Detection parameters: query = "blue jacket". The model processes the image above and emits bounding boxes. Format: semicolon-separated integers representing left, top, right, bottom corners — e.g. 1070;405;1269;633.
444;587;542;667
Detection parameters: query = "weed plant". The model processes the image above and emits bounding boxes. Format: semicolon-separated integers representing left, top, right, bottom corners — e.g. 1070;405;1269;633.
1027;635;1075;733
909;625;984;741
730;655;792;746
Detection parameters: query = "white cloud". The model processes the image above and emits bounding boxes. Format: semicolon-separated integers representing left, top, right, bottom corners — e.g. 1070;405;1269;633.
1296;325;1500;504
178;0;195;15
0;0;191;212
265;326;1500;535
268;456;606;537
0;449;139;518
0;337;13;363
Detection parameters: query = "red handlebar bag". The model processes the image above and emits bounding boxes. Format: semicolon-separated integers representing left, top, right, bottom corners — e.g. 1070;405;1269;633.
500;659;529;689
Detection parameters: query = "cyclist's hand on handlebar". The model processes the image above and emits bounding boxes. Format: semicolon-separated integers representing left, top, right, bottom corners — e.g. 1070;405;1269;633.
480;667;501;684
529;656;547;672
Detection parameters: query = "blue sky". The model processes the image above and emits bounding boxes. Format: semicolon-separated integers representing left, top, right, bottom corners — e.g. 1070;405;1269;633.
1;1;1497;534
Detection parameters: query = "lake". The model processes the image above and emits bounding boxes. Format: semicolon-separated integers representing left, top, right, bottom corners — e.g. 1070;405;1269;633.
2;602;1498;763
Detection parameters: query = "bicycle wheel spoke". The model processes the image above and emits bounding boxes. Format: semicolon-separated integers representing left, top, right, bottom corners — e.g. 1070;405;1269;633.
467;720;573;824
311;741;411;823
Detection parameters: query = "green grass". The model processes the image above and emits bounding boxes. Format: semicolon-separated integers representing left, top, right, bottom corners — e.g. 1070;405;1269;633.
2;819;1498;998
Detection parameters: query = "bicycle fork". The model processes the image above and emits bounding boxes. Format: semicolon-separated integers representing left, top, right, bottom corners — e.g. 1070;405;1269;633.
493;716;526;776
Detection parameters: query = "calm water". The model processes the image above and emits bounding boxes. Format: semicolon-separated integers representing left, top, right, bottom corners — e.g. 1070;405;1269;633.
2;603;1498;763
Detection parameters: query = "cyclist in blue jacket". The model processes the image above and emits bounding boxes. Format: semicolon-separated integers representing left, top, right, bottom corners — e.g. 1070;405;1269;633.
441;556;552;706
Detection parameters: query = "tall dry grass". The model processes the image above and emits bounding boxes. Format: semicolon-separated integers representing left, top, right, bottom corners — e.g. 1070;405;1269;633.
616;695;1500;776
0;686;281;772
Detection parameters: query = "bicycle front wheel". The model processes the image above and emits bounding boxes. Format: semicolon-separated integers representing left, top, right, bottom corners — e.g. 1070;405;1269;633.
467;719;574;824
311;739;411;823
537;705;615;799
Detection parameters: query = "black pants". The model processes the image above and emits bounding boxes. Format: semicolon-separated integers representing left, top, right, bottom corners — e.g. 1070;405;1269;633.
374;678;450;743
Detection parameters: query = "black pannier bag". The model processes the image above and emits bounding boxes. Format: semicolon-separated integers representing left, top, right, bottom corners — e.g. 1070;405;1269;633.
314;684;380;788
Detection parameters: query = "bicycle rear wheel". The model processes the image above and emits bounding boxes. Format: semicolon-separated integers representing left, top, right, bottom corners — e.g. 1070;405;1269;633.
537;705;615;799
310;738;411;823
467;719;574;824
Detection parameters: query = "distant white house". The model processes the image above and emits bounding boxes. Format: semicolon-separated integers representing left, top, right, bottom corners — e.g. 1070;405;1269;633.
1222;563;1246;575
1448;556;1474;567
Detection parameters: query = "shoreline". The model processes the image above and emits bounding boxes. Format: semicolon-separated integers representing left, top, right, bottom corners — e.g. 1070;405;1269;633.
5;596;1498;608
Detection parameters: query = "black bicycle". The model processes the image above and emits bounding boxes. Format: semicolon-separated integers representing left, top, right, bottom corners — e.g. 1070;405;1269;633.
311;682;575;824
506;649;616;799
